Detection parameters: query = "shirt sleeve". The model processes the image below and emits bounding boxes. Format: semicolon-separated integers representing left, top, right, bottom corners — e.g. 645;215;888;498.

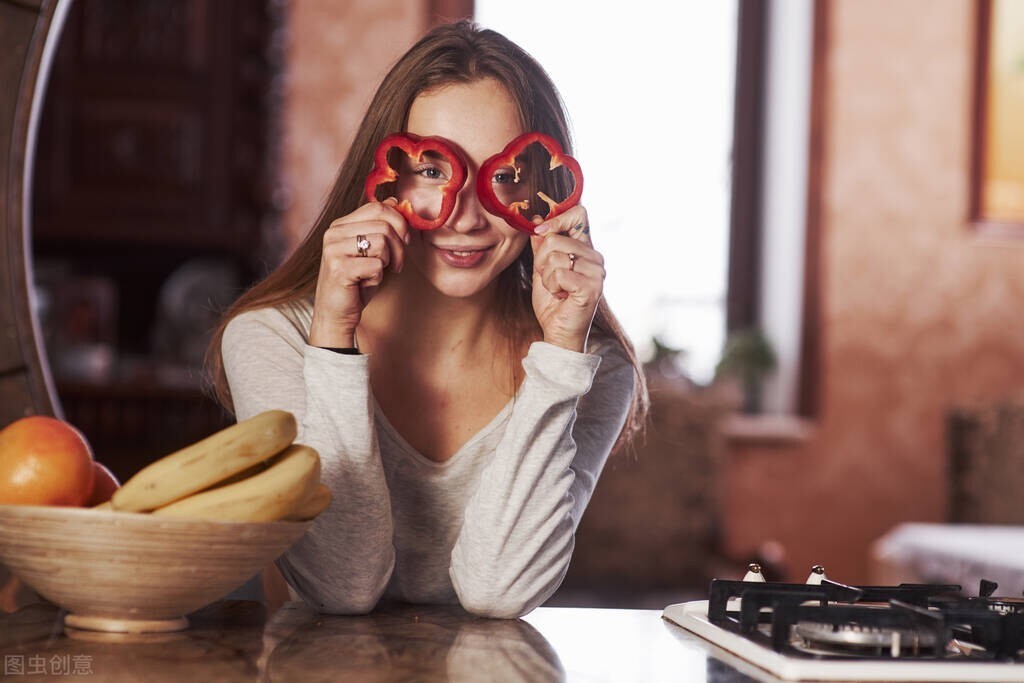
221;308;395;614
448;339;636;618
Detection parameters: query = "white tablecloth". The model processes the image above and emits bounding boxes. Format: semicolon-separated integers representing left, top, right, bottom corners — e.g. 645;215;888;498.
871;523;1024;596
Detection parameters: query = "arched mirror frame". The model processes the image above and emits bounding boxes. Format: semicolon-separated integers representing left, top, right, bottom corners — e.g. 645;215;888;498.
1;0;69;423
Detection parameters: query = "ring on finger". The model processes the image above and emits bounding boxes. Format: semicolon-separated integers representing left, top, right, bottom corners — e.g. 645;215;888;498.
568;252;578;271
356;234;370;257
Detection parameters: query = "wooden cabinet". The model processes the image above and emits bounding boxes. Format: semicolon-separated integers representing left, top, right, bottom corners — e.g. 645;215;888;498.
34;0;282;254
31;0;283;482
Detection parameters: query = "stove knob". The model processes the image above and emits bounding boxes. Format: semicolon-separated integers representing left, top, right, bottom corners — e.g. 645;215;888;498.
742;563;766;582
805;564;826;585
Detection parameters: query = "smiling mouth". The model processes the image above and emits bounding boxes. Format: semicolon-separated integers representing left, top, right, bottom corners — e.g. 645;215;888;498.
432;244;493;268
435;246;491;255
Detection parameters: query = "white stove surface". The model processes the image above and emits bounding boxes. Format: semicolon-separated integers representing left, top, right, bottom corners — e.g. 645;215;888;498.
662;600;1024;682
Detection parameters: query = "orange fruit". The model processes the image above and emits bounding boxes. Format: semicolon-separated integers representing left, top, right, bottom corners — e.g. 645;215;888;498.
87;461;121;506
0;416;95;506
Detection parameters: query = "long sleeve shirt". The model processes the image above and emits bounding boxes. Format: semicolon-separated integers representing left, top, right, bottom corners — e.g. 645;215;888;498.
221;299;634;618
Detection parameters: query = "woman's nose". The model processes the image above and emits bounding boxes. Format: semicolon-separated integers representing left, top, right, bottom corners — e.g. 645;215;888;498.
447;173;488;233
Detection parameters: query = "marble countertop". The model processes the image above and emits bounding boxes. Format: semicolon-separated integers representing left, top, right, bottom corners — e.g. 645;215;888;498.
0;600;775;682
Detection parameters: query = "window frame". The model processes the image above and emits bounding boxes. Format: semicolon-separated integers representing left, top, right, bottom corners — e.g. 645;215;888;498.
970;0;1024;237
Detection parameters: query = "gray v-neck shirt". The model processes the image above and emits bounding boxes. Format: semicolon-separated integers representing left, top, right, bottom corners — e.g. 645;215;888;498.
222;300;634;618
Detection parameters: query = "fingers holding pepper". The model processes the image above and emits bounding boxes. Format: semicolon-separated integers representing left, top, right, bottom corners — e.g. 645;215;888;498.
533;202;591;239
330;199;412;265
531;204;601;281
529;205;605;352
532;233;605;300
309;200;410;348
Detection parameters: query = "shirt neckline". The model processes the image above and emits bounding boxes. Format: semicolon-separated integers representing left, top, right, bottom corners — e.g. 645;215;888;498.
372;396;516;469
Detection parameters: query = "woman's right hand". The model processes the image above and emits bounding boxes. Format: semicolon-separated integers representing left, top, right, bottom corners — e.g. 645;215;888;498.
309;199;410;348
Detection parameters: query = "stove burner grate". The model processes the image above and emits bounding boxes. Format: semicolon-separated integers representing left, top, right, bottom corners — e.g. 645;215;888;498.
706;576;1024;662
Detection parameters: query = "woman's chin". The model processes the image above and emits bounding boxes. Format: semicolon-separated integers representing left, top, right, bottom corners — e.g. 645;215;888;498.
423;271;497;300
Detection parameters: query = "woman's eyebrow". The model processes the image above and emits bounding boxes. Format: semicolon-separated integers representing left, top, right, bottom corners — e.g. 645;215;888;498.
420;150;449;162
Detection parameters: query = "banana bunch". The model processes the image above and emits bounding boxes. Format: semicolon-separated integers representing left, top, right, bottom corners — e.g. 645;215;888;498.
107;410;331;523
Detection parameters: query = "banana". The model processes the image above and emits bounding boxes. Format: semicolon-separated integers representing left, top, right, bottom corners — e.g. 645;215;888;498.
284;483;332;521
151;444;321;522
111;410;298;512
206;459;274;489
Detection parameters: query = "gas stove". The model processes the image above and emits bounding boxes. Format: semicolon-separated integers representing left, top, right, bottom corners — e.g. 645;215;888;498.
663;565;1024;681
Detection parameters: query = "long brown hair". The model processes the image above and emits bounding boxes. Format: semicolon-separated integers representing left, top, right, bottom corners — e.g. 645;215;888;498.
206;20;648;451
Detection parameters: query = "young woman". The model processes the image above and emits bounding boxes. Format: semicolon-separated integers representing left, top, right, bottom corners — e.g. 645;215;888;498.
207;20;648;618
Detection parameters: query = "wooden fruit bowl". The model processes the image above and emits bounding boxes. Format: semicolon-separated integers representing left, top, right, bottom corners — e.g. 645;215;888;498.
0;504;310;634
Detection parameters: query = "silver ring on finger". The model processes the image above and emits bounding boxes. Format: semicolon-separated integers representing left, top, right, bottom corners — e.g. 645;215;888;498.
568;252;578;271
356;234;371;257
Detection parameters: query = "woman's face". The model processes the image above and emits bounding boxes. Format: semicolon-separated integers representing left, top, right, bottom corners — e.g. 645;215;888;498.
401;78;529;300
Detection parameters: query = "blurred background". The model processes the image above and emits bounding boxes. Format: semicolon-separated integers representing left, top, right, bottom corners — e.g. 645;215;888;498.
15;0;1024;606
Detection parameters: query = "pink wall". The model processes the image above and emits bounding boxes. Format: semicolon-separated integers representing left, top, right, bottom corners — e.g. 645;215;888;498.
281;1;430;250
723;0;1024;583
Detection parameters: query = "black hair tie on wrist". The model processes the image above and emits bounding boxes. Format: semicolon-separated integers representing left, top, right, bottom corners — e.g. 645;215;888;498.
320;347;360;355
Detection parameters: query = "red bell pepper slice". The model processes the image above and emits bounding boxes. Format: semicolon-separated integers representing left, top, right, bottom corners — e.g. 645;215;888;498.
364;133;468;230
476;132;584;234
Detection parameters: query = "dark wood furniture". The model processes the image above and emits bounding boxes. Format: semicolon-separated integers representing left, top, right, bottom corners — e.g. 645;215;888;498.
33;0;283;256
0;0;284;480
0;0;63;426
949;396;1024;525
25;0;283;481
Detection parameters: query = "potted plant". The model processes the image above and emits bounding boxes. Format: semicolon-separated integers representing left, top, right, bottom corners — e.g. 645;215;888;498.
714;327;777;413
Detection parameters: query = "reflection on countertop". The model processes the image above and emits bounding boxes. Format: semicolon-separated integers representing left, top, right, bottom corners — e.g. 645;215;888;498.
261;601;563;681
0;600;771;682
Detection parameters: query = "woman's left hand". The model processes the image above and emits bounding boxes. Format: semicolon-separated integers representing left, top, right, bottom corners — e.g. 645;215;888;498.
530;205;605;353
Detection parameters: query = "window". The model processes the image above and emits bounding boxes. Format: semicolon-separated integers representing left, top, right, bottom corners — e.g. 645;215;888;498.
475;2;738;384
972;0;1024;232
